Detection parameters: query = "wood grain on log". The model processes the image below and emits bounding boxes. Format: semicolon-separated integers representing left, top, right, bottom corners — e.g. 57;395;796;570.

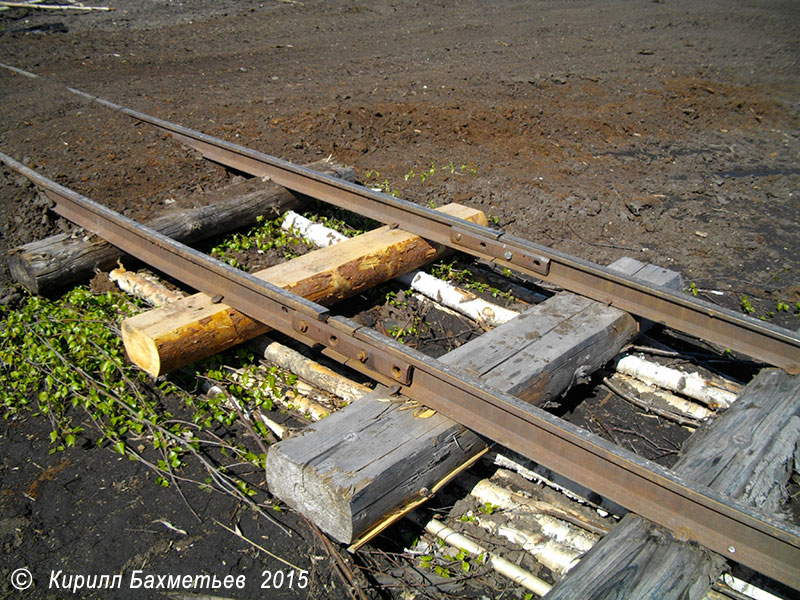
266;259;679;545
545;368;800;600
122;203;487;377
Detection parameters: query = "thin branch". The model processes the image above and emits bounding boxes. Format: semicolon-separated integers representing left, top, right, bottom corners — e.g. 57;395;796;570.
214;519;304;571
601;377;702;428
0;2;113;11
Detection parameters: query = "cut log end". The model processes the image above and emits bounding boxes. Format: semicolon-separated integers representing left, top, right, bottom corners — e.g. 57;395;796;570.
123;294;268;377
267;443;356;542
121;321;162;378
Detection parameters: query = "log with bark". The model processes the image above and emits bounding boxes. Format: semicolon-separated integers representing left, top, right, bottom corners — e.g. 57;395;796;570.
544;368;800;600
8;160;353;295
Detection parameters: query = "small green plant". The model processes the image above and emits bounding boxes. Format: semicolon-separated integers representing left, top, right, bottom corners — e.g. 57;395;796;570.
688;282;699;297
740;295;755;315
304;199;379;235
420;547;483;579
454;549;475;573
432;259;517;302
365;170;400;197
405;162;477;183
385;290;408;308
387;323;420;343
419;554;451;579
776;301;789;313
369;161;478;196
210;214;309;268
478;501;499;515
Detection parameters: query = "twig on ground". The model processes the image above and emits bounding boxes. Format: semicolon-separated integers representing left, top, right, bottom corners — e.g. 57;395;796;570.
300;515;370;600
0;1;113;11
214;520;304;571
602;376;702;428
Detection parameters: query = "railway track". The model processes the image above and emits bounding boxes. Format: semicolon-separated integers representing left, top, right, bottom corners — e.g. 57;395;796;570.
1;73;799;595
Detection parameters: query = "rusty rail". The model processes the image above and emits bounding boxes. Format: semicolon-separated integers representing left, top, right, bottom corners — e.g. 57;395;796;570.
60;89;797;375
1;150;798;589
2;61;798;373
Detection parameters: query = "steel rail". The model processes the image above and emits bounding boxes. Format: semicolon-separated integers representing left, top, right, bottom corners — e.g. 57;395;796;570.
57;87;800;375
2;150;798;589
2;61;798;372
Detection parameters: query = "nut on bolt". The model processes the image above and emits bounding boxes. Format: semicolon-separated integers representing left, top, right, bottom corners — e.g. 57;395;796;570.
357;351;369;363
297;320;308;333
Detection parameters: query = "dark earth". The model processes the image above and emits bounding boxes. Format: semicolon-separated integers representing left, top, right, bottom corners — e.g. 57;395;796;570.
1;1;799;598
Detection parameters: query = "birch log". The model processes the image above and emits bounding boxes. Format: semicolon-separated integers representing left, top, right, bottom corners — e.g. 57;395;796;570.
251;337;371;402
545;368;800;600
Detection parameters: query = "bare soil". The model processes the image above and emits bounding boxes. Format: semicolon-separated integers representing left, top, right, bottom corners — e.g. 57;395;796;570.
1;1;799;598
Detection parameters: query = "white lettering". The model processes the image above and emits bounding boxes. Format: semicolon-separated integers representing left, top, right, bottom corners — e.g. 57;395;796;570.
297;570;309;589
130;570;143;589
49;570;63;589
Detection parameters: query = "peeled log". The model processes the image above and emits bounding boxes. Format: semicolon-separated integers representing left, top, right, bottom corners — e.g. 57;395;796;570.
122;203;487;377
8;160;352;295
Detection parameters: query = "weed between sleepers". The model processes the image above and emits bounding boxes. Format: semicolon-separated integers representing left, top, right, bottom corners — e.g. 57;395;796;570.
431;258;519;304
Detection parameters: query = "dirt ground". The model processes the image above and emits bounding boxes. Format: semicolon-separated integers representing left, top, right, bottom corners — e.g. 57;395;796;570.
1;1;799;598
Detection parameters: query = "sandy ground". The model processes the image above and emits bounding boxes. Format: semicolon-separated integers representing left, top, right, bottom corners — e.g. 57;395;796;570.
1;1;799;598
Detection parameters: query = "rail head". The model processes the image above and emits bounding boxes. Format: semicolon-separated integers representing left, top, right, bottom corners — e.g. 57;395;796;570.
0;61;797;371
68;87;798;374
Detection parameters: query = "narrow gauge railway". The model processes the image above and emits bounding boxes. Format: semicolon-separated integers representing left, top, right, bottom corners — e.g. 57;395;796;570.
1;68;799;598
